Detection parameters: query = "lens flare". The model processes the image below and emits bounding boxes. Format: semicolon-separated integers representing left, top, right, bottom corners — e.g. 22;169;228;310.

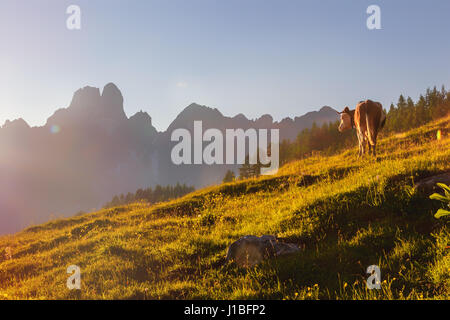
50;125;60;134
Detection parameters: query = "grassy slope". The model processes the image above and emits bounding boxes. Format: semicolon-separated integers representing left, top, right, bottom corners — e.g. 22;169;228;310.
0;116;449;300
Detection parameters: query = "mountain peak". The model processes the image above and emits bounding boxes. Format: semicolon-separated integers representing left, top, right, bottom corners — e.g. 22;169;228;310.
101;83;126;120
178;103;223;119
102;83;123;102
319;106;337;113
129;110;152;125
256;114;273;126
2;118;30;130
69;86;101;110
233;113;248;121
167;103;224;131
183;103;221;114
45;83;127;128
128;110;157;137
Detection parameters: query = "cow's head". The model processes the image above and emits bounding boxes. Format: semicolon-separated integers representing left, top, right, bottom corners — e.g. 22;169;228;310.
338;107;353;132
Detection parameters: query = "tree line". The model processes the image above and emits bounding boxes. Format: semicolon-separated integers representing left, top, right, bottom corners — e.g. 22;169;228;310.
105;183;195;207
384;86;449;133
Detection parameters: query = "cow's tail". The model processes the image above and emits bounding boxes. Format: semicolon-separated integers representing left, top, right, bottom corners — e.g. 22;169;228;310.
380;112;386;129
366;113;376;146
377;102;386;129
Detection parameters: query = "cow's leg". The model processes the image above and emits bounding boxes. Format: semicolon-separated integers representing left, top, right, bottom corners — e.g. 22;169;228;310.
361;133;366;156
371;134;377;157
368;128;378;157
367;140;371;155
372;137;377;157
358;132;365;158
356;133;363;158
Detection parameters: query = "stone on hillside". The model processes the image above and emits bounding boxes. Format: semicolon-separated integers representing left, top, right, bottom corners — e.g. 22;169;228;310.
414;172;450;194
225;235;300;268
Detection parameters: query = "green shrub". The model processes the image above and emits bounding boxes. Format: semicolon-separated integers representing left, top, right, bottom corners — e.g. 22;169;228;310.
430;183;450;218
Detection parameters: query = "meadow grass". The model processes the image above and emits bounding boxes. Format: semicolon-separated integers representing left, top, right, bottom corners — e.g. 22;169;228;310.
0;116;449;300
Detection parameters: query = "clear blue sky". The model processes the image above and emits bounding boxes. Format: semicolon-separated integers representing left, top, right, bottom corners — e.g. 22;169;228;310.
1;0;449;131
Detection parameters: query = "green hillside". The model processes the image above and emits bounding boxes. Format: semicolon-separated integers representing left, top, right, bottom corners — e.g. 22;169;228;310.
0;116;449;300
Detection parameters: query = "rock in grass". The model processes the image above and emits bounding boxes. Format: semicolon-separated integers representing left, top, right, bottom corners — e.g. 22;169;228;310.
225;235;300;268
415;172;450;194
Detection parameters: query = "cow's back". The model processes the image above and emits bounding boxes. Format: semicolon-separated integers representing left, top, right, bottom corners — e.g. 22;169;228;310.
354;100;383;145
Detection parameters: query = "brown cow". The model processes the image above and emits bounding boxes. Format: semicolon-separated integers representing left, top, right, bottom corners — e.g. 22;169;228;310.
338;100;386;157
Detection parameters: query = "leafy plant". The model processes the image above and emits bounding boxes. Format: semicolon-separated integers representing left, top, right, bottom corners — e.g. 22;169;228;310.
429;183;450;218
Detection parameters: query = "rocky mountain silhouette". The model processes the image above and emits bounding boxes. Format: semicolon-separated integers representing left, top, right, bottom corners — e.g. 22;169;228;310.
0;83;338;234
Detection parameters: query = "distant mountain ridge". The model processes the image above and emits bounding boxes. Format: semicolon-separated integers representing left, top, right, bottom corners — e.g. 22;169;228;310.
0;83;338;234
166;102;338;141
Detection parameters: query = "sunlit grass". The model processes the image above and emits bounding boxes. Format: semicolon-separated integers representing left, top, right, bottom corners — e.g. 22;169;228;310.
0;116;449;300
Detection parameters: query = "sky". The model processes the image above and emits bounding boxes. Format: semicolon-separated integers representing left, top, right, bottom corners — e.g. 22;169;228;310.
1;0;449;131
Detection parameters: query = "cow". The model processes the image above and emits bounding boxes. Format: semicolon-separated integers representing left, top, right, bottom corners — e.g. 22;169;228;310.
338;100;386;157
